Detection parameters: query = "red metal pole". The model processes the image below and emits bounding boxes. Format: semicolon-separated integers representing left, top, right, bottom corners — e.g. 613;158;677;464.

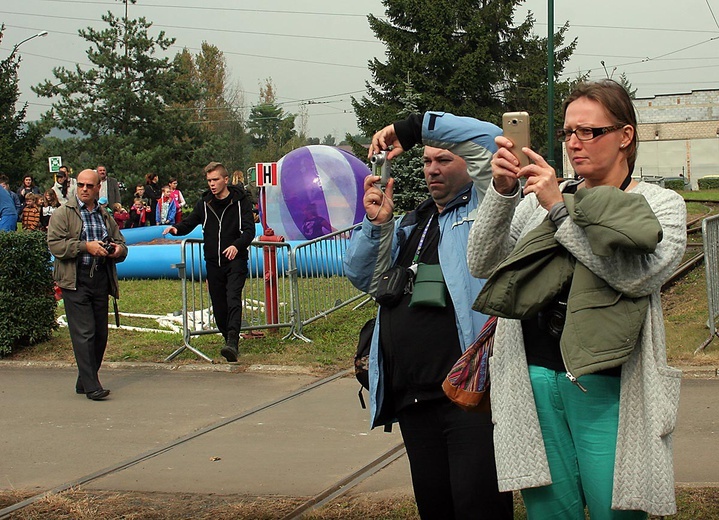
259;228;283;326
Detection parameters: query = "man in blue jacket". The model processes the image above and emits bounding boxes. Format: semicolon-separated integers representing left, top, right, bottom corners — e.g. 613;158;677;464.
164;161;255;362
343;112;512;519
0;182;18;231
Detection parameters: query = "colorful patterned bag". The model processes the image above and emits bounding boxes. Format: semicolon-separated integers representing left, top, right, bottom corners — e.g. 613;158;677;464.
442;316;497;412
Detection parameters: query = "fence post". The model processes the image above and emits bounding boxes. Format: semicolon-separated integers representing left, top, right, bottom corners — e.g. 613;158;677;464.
696;215;719;353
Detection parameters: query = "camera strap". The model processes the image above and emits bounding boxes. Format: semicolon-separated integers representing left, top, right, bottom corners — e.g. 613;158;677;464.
619;172;632;191
411;214;435;268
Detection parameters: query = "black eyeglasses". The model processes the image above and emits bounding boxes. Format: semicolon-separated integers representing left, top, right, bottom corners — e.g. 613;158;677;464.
76;182;96;189
556;125;623;142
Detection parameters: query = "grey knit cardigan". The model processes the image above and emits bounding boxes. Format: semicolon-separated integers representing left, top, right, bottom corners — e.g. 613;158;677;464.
466;180;686;516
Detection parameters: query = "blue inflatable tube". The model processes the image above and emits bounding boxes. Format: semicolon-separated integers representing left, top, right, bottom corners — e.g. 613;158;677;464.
116;224;346;279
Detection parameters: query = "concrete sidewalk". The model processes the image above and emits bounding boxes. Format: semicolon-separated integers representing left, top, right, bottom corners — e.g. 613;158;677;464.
1;363;717;510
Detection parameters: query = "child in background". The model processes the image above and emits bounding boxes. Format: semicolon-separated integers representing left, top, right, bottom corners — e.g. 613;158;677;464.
98;197;114;218
128;197;151;228
21;193;41;231
168;177;186;223
112;202;130;229
134;183;149;206
156;185;177;225
40;190;60;230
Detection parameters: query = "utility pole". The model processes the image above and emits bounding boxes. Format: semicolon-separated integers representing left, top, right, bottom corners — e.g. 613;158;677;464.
547;0;555;169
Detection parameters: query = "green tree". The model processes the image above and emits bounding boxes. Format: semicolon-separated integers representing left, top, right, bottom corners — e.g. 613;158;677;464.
617;72;637;99
175;44;249;193
247;79;299;163
32;11;203;187
353;0;577;171
0;25;47;187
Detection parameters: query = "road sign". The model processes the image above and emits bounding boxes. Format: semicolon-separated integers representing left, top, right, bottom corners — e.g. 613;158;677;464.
48;156;62;173
246;166;256;184
255;162;278;187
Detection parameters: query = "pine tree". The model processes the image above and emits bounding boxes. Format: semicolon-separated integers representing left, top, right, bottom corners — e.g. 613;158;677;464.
247;79;299;163
32;12;203;184
353;0;577;169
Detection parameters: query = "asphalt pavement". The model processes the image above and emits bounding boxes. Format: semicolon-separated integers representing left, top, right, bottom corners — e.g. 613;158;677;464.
0;362;717;515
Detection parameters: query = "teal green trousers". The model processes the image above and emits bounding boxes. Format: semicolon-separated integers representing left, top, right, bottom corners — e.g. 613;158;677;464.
521;365;647;520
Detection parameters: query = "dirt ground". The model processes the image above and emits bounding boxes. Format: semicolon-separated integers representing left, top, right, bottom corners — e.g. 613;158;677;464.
4;487;719;519
0;489;421;520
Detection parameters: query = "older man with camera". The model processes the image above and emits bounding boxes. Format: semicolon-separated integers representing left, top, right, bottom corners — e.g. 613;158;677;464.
343;112;512;519
47;169;127;401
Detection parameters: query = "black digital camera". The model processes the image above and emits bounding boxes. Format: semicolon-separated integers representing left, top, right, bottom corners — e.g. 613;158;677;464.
537;300;567;339
102;237;116;255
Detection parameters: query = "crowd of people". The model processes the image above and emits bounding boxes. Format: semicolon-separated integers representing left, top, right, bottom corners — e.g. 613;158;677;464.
0;78;688;519
0;167;189;232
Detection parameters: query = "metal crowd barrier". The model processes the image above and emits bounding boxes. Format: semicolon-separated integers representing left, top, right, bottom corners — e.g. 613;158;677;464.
166;226;366;361
290;227;368;341
696;214;719;353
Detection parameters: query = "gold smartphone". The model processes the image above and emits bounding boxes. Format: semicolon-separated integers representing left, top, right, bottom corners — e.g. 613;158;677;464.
502;112;531;168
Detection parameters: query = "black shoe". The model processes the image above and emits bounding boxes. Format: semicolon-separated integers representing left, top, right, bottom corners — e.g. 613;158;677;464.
86;389;110;400
76;388;85;394
220;344;238;362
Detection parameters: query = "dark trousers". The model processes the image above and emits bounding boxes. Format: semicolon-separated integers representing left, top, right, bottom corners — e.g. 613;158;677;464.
396;398;514;520
206;259;248;338
62;265;109;394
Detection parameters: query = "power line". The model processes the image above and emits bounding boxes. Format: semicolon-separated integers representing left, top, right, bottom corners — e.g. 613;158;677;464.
29;0;375;18
0;10;377;43
705;0;719;30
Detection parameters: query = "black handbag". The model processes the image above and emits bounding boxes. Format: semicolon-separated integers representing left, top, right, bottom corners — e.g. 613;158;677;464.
375;266;412;307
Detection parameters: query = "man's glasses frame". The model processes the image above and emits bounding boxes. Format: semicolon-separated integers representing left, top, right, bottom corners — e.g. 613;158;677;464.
76;182;96;189
556;125;624;142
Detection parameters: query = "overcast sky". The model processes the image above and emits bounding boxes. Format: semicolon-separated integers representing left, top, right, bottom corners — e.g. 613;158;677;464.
3;0;719;141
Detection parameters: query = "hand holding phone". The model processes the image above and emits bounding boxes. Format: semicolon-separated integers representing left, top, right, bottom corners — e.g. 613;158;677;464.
502;112;531;168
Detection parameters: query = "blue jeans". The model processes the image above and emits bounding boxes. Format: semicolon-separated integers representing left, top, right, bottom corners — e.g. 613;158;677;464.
522;365;647;520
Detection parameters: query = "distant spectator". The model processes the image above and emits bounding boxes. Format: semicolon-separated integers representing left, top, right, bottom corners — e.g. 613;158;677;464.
21;193;41;231
128;197;151;228
52;166;77;205
17;175;41;209
98;197;114;219
144;173;161;226
156;185;177;225
97;165;121;207
168;177;186;223
0;175;23;218
0;184;18;231
40;189;60;230
134;183;148;203
112;202;129;230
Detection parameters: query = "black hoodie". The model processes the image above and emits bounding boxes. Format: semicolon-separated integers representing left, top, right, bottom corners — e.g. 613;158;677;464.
172;185;256;265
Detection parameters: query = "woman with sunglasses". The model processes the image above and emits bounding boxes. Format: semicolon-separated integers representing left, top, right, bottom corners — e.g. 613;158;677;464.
466;79;686;519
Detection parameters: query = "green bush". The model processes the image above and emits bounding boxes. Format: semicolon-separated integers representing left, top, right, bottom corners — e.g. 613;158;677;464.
0;231;57;356
698;177;719;190
664;179;685;191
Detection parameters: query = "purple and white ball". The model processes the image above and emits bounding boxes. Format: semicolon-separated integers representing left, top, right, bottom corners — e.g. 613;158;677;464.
263;145;370;240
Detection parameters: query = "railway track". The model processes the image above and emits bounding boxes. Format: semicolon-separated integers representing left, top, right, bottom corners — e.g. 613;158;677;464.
0;369;407;520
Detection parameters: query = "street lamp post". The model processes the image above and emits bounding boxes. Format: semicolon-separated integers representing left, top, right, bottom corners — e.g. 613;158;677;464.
11;31;48;57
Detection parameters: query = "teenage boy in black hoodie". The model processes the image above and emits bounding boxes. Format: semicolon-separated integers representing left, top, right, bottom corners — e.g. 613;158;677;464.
164;161;256;361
